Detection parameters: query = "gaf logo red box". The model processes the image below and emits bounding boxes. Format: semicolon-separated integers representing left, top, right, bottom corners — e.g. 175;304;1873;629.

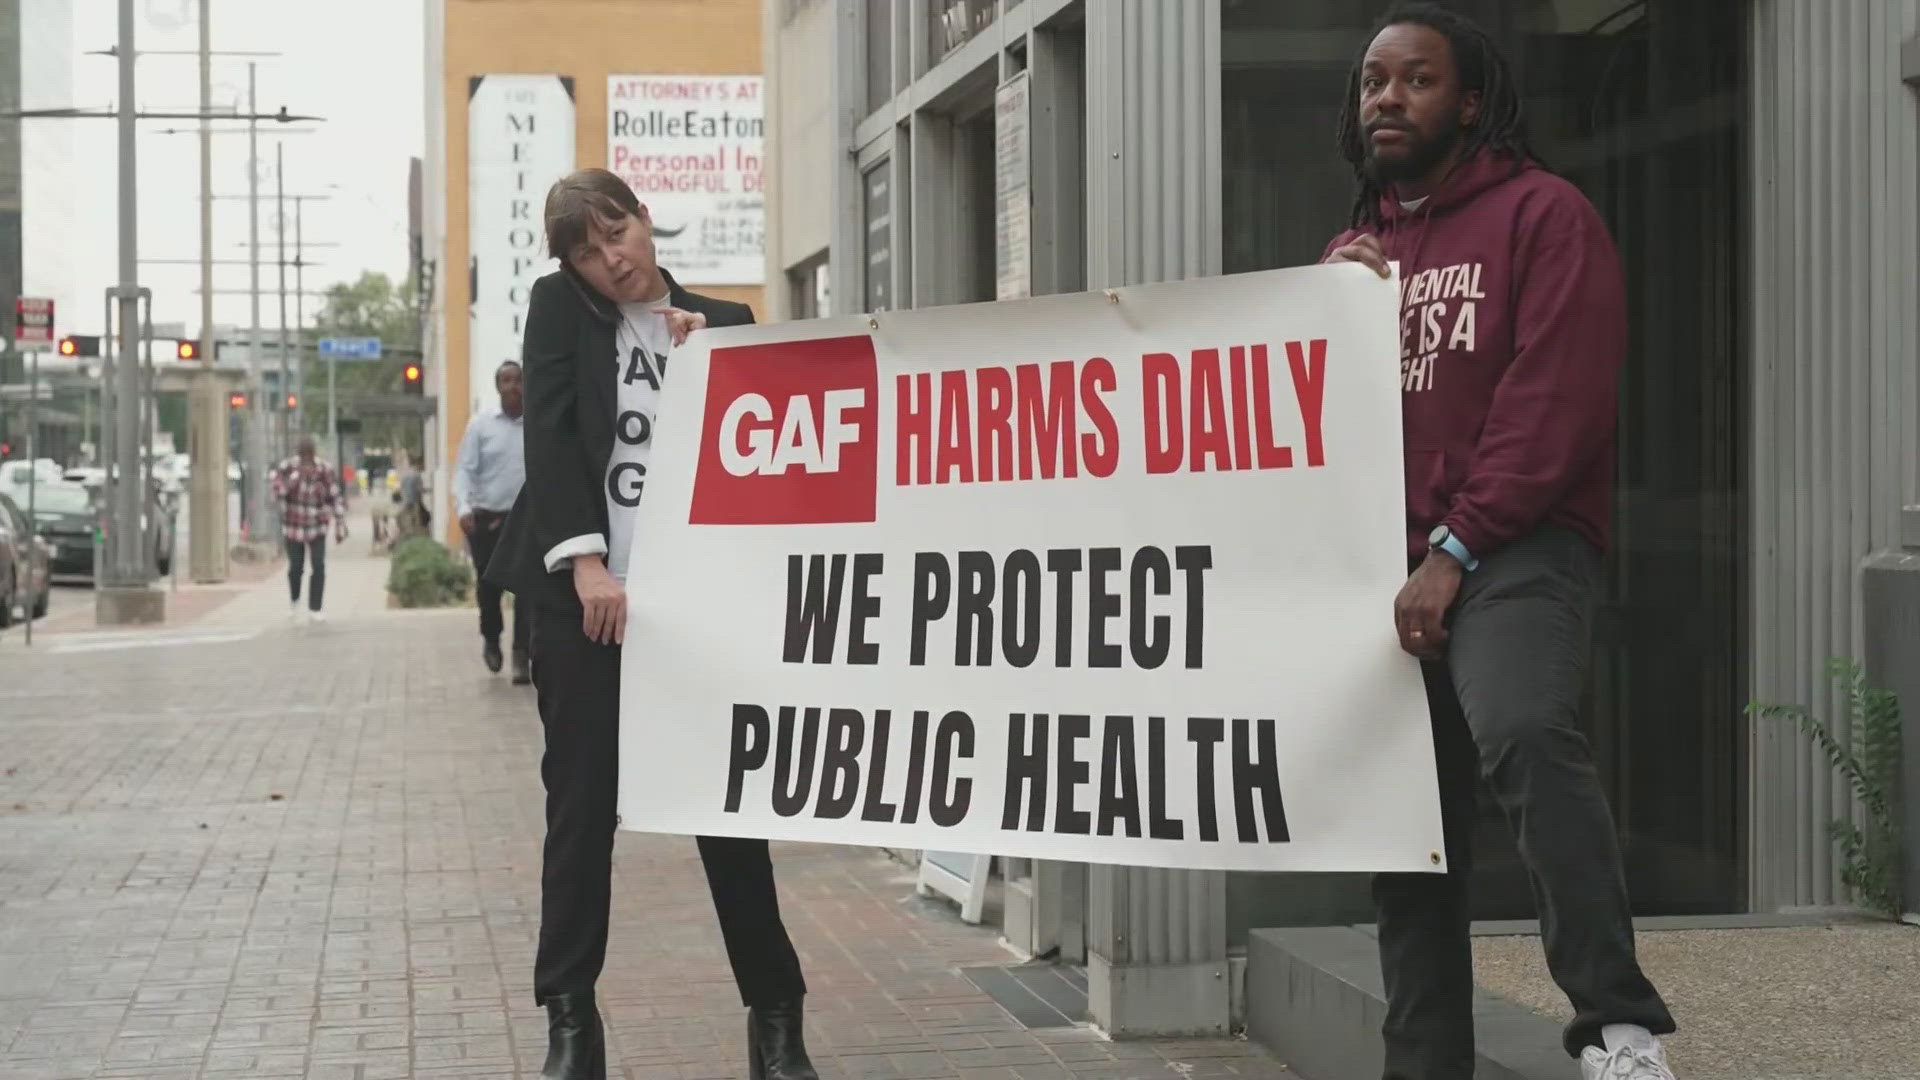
689;334;879;525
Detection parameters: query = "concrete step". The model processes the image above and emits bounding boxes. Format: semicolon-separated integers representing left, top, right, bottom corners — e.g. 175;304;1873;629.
1245;926;1576;1080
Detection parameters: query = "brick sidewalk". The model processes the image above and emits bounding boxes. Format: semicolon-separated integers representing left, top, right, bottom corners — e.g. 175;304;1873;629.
0;568;1295;1079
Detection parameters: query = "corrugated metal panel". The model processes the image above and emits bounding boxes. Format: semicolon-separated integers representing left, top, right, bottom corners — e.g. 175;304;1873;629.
1086;0;1220;289
1748;0;1920;911
1081;0;1228;1031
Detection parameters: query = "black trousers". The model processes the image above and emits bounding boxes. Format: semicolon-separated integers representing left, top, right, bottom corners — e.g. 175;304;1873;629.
529;604;807;1008
466;511;528;652
1374;527;1674;1079
285;536;326;611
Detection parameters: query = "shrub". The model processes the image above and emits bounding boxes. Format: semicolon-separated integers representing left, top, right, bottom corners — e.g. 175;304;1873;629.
1748;659;1904;917
386;536;473;608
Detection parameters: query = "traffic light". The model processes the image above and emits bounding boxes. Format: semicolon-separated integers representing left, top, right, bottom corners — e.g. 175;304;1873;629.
59;334;101;357
285;393;299;411
228;392;247;409
402;361;424;395
176;339;202;361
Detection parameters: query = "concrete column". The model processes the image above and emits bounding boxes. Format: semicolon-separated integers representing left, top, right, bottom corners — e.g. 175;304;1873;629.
1081;0;1228;1037
188;0;228;584
1863;507;1920;922
187;373;229;582
828;0;864;318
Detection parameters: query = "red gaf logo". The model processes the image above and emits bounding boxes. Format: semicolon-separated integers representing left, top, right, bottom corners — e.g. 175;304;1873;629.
689;334;879;525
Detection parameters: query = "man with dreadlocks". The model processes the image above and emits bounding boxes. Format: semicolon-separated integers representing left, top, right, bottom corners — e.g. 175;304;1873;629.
1322;5;1678;1080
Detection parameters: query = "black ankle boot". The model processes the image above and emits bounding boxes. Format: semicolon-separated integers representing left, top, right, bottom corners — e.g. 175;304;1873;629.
542;991;606;1080
748;998;819;1080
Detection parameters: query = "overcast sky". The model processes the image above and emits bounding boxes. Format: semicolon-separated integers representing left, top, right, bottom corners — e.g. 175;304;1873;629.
48;0;425;339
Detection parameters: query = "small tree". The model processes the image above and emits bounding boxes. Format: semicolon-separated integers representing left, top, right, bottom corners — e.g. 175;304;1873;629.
302;271;425;457
1748;659;1903;916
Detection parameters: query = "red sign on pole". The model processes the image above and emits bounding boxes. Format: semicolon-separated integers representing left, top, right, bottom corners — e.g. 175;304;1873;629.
15;297;54;346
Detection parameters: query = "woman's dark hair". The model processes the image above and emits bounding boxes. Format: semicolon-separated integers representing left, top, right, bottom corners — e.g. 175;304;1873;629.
1336;2;1537;227
544;168;642;262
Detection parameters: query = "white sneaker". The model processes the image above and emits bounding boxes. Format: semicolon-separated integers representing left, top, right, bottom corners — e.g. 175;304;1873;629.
289;604;305;625
309;610;326;624
1582;1042;1676;1080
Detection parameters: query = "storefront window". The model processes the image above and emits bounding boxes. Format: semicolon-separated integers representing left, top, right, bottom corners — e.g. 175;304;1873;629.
788;252;830;319
931;0;996;60
1222;0;1747;916
863;162;893;313
867;0;895;114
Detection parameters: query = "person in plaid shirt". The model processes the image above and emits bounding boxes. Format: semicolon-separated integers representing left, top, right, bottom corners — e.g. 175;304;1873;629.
271;436;348;623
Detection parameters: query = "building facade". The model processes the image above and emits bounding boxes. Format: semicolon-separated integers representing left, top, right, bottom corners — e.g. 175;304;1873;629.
0;0;81;462
18;0;75;340
764;0;1920;1034
421;0;766;533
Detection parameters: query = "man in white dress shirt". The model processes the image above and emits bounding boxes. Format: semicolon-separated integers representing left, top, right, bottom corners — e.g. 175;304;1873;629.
455;360;529;682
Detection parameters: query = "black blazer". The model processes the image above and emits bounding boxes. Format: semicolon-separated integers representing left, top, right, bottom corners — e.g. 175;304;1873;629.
482;265;754;611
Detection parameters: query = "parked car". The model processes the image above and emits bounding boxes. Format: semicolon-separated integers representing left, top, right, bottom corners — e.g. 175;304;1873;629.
30;482;101;581
170;454;243;486
66;472;177;577
0;459;65;500
0;491;52;626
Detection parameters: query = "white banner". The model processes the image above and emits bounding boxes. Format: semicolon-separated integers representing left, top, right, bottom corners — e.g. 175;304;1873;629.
607;75;765;286
469;74;575;422
618;265;1444;873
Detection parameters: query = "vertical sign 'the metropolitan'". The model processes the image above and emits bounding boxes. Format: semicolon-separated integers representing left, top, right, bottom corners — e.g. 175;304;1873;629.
468;74;576;421
607;75;765;287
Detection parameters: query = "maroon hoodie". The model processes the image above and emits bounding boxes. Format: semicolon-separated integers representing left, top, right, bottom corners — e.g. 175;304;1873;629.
1324;150;1624;563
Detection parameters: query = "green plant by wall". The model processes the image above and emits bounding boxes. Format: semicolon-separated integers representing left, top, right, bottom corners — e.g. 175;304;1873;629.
1748;659;1903;917
386;535;473;608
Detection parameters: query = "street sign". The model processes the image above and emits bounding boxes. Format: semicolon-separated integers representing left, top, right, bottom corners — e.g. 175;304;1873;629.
318;336;382;360
15;297;54;346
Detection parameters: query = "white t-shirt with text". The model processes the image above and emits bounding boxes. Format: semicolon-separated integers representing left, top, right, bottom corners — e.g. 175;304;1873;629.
605;296;673;582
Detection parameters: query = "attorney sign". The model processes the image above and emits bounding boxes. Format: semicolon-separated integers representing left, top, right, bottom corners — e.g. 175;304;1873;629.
618;264;1444;873
607;74;765;286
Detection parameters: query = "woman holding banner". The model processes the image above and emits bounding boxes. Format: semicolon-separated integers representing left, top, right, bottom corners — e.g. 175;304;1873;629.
483;168;815;1080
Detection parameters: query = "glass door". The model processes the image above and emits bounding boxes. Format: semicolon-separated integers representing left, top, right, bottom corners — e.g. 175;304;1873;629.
1219;0;1748;918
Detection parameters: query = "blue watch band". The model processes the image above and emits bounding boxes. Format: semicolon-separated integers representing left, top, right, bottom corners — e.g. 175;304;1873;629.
1436;533;1479;571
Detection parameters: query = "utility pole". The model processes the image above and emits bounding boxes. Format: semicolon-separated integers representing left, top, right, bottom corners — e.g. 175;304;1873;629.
99;0;162;623
293;196;308;436
276;140;290;438
245;62;272;546
301;202;335;477
188;0;229;583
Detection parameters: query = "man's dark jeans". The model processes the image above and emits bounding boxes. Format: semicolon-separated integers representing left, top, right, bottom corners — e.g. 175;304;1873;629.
467;510;527;653
1375;527;1674;1079
286;536;326;611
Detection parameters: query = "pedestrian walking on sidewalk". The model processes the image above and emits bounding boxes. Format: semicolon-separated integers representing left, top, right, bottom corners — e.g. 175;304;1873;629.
270;436;348;625
483;168;816;1080
1321;6;1677;1080
455;359;530;683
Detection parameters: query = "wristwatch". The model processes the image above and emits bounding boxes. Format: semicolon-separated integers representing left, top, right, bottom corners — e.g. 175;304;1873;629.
1427;524;1479;571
